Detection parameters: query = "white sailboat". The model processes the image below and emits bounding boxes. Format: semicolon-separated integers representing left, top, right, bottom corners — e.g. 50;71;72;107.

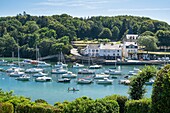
54;52;68;68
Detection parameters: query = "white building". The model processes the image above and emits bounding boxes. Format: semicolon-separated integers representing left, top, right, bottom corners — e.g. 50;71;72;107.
82;43;122;59
123;42;138;59
124;34;140;42
99;43;122;59
83;44;100;57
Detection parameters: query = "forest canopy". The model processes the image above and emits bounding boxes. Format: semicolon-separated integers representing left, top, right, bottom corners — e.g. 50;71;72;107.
0;12;170;58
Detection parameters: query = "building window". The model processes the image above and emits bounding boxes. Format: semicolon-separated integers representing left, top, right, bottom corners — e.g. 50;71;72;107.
117;54;119;56
89;50;90;52
126;46;129;48
96;50;98;52
92;50;95;52
117;50;119;52
104;50;106;52
108;50;110;52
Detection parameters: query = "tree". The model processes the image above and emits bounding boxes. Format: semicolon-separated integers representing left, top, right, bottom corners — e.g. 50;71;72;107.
98;28;112;39
152;64;170;113
141;31;155;36
24;21;39;33
129;66;157;100
111;26;120;40
0;34;18;57
137;36;158;51
156;30;170;47
38;38;56;57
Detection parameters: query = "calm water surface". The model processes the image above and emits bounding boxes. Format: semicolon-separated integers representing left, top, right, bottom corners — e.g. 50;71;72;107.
0;64;153;105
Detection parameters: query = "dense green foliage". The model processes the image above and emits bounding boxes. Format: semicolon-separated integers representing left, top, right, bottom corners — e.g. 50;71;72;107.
64;96;119;113
104;95;128;113
151;64;170;113
125;99;151;113
138;36;158;51
0;13;170;58
0;102;14;113
129;66;157;100
16;104;61;113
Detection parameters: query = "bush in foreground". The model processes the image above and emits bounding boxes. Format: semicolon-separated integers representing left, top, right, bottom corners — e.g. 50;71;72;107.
0;102;14;113
104;95;128;113
151;64;170;113
125;98;151;113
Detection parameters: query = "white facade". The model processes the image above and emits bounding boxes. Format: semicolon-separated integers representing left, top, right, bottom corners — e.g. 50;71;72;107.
83;44;100;57
99;43;122;58
82;43;122;59
123;42;138;59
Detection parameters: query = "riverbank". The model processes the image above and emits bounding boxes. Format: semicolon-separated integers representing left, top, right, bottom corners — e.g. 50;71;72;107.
105;60;167;65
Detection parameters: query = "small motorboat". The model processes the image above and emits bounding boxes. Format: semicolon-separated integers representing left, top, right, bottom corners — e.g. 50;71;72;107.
72;63;84;68
33;72;48;77
96;78;113;84
0;59;7;65
25;68;43;73
61;72;77;78
78;69;95;74
77;78;93;84
35;76;52;82
54;62;68;68
128;67;141;75
105;69;121;75
36;61;51;67
68;88;79;91
58;78;71;83
9;71;25;77
51;67;67;74
6;67;25;73
94;73;110;79
15;75;30;81
119;79;131;85
89;64;102;69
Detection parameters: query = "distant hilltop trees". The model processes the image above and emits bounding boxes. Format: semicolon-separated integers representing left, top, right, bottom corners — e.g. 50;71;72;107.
0;12;170;58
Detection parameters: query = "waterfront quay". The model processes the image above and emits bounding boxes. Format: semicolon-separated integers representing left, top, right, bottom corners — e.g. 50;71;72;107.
104;60;168;65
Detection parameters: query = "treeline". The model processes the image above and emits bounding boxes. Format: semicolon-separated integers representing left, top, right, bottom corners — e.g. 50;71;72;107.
0;12;170;58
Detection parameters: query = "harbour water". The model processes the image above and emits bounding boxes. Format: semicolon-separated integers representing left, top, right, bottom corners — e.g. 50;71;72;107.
0;64;153;105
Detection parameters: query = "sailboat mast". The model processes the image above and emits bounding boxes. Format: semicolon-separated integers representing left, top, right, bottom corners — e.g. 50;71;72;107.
115;54;116;67
17;39;20;67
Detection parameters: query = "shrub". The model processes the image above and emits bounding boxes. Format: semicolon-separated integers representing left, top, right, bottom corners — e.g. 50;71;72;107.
0;102;14;113
16;104;61;113
93;99;119;113
104;95;128;113
35;99;48;104
125;98;151;113
151;64;170;113
15;104;31;113
64;96;119;113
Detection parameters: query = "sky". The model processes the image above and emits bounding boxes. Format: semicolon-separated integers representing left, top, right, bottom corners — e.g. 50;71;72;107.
1;0;170;24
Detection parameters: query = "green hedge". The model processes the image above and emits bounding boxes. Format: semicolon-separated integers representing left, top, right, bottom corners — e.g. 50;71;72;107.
104;95;128;113
0;102;14;113
125;99;151;113
15;104;61;113
64;96;119;113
